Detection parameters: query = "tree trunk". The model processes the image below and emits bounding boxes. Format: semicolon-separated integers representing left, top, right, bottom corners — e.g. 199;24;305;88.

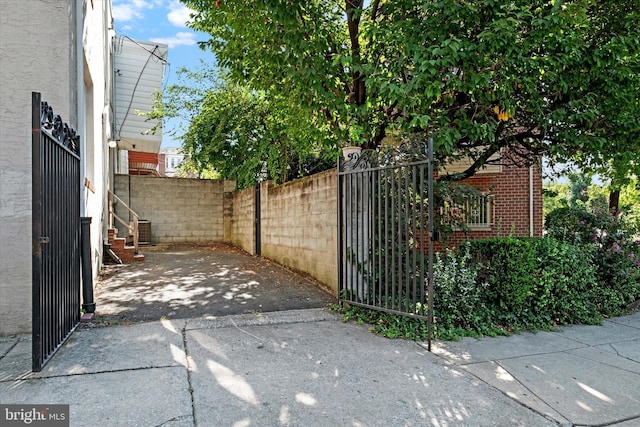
609;189;620;215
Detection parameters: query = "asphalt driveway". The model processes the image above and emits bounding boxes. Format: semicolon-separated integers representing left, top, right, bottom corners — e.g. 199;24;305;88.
94;243;337;325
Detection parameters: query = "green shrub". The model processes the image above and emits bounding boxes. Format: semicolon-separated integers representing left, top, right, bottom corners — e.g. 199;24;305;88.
466;238;538;327
534;238;602;325
432;246;503;339
546;206;640;315
466;237;602;329
333;230;635;341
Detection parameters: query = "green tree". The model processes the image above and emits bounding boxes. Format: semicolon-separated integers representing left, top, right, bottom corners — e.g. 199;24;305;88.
543;177;639;230
185;83;334;188
147;65;335;188
617;179;640;230
183;0;639;182
542;182;569;218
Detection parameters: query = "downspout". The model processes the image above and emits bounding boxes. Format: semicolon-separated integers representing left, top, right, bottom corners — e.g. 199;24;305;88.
529;166;534;237
77;0;86;217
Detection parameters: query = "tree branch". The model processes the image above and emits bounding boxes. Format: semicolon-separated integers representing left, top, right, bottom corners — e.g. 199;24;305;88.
439;145;501;182
346;0;366;105
370;0;381;21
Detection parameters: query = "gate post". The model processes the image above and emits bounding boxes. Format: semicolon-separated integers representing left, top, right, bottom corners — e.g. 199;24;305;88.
427;138;435;351
81;217;96;316
255;184;261;256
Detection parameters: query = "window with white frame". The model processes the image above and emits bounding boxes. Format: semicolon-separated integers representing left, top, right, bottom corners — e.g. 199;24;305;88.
441;194;494;229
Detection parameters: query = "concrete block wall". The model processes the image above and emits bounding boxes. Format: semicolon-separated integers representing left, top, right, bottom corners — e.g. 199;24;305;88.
228;186;256;255
259;170;338;292
114;174;235;244
114;163;540;297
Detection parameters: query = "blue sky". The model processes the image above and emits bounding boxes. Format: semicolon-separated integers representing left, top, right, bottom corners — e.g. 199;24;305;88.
112;0;215;147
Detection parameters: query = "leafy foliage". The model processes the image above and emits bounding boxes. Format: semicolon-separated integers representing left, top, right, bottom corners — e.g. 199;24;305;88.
183;0;640;184
545;205;640;315
431;246;503;339
150;66;336;189
329;303;431;340
544;177;640;231
619;178;640;230
333;236;610;341
467;238;603;328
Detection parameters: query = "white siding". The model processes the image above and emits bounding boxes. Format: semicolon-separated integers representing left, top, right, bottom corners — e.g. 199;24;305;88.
113;37;167;153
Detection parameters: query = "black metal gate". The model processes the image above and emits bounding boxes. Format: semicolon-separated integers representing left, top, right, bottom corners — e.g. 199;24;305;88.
338;139;435;349
31;92;81;371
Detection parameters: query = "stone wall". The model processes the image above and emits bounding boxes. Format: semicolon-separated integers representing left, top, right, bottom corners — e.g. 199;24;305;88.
114;171;339;292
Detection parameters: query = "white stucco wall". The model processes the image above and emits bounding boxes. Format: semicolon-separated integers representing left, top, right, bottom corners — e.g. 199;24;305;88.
0;0;111;335
82;0;113;279
0;0;76;335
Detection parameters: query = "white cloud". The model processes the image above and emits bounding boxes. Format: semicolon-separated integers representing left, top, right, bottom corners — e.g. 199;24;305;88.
112;3;143;22
167;2;195;27
150;31;197;48
112;0;160;22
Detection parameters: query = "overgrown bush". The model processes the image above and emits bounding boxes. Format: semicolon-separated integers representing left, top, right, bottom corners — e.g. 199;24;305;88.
432;246;499;339
333;210;638;341
332;246;504;341
546;206;640;315
466;237;603;330
467;238;537;320
337;239;605;340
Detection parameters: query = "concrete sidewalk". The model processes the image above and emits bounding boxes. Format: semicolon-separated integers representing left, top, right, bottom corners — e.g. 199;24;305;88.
1;308;639;426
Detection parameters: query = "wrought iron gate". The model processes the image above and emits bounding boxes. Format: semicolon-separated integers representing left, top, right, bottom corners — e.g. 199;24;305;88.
31;92;81;371
338;139;435;349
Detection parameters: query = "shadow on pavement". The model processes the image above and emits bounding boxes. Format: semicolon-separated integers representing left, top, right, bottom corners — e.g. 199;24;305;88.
93;243;337;325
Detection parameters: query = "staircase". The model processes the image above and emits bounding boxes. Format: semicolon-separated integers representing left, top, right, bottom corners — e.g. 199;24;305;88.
105;227;144;263
106;191;145;264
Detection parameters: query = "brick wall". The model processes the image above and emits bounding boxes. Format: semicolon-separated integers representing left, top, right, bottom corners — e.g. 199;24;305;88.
442;164;543;248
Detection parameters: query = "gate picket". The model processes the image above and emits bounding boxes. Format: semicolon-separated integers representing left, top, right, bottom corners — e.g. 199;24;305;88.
338;139;435;349
31;92;81;371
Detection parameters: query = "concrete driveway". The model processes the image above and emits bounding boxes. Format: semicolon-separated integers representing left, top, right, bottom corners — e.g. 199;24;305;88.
2;243;638;426
94;243;337;324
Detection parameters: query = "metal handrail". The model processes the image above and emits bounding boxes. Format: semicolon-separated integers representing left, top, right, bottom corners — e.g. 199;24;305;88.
108;190;139;254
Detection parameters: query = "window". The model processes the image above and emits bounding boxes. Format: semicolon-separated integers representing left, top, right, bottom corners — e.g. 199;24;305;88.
441;194;493;229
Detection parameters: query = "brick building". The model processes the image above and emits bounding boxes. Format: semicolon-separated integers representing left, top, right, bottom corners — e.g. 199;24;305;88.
442;163;543;249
